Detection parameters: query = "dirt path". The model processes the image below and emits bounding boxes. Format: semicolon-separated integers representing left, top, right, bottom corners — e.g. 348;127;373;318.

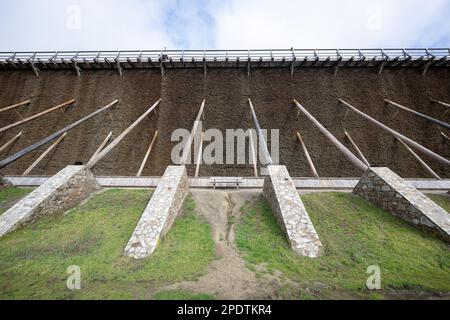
159;189;281;299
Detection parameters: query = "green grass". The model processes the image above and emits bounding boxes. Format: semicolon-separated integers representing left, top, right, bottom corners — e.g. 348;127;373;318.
235;192;450;298
153;290;215;300
0;187;33;214
427;194;450;213
0;189;215;300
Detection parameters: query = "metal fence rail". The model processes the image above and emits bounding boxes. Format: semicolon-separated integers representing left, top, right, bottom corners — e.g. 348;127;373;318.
1;48;448;74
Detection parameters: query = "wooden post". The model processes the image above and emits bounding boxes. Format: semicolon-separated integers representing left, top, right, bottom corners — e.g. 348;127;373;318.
0;100;31;113
384;99;450;130
0;131;22;153
194;132;204;178
0;99;76;134
344;130;371;167
137;130;158;177
86;99;161;169
395;137;441;180
88;131;113;164
293;99;368;172
296;132;319;179
0;100;118;169
431;99;450;109
22;133;67;176
248;98;273;165
338;98;450;166
249;130;258;177
181;99;206;165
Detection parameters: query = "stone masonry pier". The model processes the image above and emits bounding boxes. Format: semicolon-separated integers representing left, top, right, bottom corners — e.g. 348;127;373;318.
355;167;450;242
0;165;100;237
263;165;323;258
124;165;189;259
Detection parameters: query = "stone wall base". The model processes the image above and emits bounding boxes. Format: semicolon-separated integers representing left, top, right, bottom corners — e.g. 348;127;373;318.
0;165;100;237
124;165;189;259
263;165;323;258
355;167;450;243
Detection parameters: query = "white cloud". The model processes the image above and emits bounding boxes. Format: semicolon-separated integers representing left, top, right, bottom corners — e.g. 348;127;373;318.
212;0;450;48
0;0;448;51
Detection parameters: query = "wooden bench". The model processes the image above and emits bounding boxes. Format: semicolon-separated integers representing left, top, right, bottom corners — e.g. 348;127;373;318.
210;177;243;189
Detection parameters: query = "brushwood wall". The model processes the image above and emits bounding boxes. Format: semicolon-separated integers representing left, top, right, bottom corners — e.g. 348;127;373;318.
0;67;449;178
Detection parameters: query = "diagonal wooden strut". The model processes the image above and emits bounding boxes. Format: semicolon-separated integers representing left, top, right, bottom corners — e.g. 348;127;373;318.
0;100;32;113
86;99;161;169
22;133;67;176
137;130;159;177
384;99;450;130
0;131;22;154
181;99;206;165
0;99;76;134
293;99;368;172
395;137;440;180
296;132;319;179
88;131;113;164
338;98;450;166
344;130;371;167
0;100;118;169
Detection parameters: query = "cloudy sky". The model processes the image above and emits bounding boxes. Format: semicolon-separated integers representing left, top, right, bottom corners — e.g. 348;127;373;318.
0;0;449;51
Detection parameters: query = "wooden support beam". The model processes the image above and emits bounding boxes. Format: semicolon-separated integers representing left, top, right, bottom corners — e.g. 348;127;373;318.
248;98;273;165
248;130;258;177
0;99;76;134
0;99;32;113
181;99;206;165
0;131;22;153
338;98;450;166
194;132;204;178
86;99;161;169
293;99;368;172
384;99;450;130
137;130;158;177
0;100;118;169
88;131;113;164
395;137;440;180
441;131;450;142
344;130;371;167
431;99;450;109
22;133;67;176
296;132;319;179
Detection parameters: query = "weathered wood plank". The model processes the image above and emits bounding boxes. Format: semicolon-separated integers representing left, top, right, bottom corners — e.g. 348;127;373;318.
296;132;319;179
0;131;22;153
22;133;67;176
86;99;161;169
137;130;158;177
0;99;75;134
0;100;31;113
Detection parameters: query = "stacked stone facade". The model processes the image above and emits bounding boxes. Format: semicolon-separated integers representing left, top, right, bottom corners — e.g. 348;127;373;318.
124;166;189;259
355;167;450;242
0;165;100;237
263;165;323;258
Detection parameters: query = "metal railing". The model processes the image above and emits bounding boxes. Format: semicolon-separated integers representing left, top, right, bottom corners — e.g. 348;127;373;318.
1;48;448;63
0;48;448;71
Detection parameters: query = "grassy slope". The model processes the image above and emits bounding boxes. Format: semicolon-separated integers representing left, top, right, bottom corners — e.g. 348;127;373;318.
427;194;450;213
236;192;450;298
0;189;215;300
0;187;33;214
